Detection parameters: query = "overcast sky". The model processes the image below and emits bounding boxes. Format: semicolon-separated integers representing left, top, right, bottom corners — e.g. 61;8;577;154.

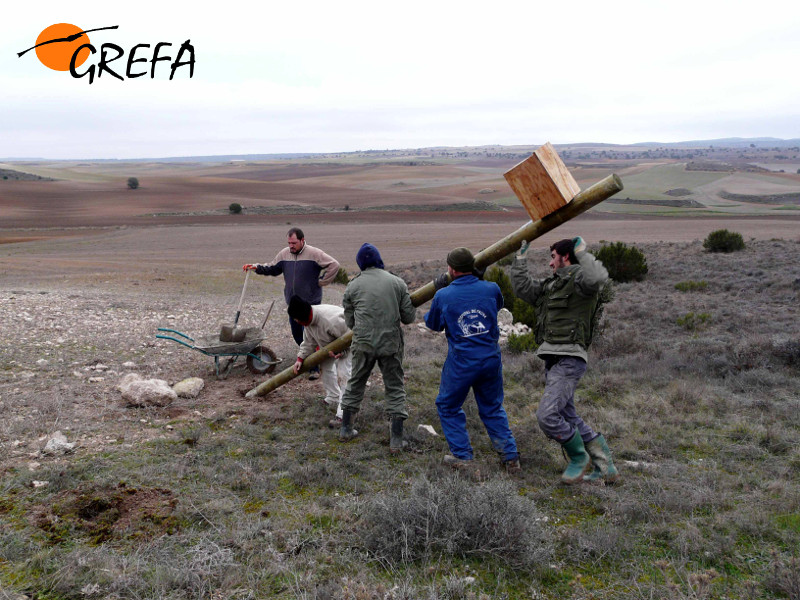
2;0;799;159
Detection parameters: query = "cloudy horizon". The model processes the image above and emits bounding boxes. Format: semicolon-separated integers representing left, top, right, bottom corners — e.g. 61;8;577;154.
3;0;800;160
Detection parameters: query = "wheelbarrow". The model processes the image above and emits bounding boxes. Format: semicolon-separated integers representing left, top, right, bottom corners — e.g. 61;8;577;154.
156;301;282;380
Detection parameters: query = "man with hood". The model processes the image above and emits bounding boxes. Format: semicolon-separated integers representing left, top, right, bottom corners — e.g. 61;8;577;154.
338;243;416;452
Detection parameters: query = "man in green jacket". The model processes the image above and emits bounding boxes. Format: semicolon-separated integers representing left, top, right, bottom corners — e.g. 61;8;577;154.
511;236;619;485
339;243;416;453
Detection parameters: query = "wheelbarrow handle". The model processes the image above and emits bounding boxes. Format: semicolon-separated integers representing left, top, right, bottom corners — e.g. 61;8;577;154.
157;328;195;342
156;334;196;350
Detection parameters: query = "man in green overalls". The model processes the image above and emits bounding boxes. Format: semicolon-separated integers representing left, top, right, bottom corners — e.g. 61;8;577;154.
339;243;416;453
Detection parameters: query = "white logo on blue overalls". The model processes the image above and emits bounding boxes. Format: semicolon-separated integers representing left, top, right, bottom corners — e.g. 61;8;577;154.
457;309;489;338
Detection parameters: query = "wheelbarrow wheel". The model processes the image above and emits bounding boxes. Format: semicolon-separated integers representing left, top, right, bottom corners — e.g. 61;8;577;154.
247;344;277;375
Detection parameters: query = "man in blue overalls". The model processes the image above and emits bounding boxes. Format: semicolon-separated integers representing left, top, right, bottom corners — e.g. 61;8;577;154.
425;247;520;473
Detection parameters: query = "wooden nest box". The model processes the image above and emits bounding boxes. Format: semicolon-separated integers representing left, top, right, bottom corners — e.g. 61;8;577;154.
503;142;580;221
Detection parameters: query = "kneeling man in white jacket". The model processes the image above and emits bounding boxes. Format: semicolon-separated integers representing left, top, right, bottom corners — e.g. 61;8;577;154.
288;296;352;426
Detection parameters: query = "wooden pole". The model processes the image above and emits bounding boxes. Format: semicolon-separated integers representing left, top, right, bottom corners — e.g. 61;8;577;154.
246;173;623;398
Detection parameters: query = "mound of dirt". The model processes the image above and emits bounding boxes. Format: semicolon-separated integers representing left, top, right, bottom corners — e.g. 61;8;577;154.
32;483;178;544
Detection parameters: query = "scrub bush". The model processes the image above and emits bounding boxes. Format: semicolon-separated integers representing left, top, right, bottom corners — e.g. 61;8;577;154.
507;331;538;354
485;266;535;327
677;311;711;331
703;229;745;253
228;203;242;214
593;242;648;282
334;267;349;285
127;177;139;190
675;280;708;292
357;475;553;568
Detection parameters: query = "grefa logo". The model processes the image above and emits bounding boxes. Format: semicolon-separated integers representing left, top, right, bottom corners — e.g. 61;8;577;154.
17;23;195;84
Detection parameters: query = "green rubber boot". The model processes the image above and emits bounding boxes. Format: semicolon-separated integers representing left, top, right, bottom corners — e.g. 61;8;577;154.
583;434;620;483
560;430;590;485
389;417;408;453
338;408;359;442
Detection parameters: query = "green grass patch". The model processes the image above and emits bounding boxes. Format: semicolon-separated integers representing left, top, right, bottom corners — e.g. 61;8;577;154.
674;279;708;292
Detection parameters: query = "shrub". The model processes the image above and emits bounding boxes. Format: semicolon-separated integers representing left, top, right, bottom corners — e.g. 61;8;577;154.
126;177;139;190
334;267;349;285
677;311;711;331
495;253;514;267
703;229;745;253
674;280;708;292
507;331;538;354
485;266;514;309
593;242;648;282
485;266;535;327
228;203;242;214
357;475;553;568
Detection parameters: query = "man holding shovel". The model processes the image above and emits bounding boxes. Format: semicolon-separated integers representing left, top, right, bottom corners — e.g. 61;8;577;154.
243;227;340;379
288;296;352;427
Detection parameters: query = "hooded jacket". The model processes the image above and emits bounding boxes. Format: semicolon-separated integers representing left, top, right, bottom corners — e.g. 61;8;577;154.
343;244;415;354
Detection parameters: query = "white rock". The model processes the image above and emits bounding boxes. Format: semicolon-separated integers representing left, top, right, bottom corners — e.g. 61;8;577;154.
32;480;49;488
93;364;109;371
622;460;656;471
497;308;513;326
417;424;439;437
122;361;137;369
43;431;75;455
118;373;177;407
173;377;204;399
36;359;49;367
88;377;105;383
28;461;40;471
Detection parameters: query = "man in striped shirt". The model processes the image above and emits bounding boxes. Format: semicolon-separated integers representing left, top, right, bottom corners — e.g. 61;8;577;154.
244;227;340;378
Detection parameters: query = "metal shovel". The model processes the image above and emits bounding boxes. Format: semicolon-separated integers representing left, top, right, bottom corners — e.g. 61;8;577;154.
220;270;250;342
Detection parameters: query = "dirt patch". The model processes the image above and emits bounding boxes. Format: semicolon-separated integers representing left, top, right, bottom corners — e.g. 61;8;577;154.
32;483;178;544
665;188;692;197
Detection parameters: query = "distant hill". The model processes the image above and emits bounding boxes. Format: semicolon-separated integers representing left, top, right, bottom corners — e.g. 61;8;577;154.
3;137;800;162
634;137;800;149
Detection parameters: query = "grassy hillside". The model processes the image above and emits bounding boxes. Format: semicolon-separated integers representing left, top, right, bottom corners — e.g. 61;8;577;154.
1;237;799;598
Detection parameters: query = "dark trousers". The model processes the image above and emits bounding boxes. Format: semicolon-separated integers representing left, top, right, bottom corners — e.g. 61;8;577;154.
537;355;596;444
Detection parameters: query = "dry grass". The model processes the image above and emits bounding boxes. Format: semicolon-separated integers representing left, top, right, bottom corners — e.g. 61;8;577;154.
1;238;799;598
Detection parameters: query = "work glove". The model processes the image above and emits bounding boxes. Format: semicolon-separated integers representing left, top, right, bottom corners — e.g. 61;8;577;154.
433;273;450;291
243;264;256;272
517;240;530;257
573;236;586;254
472;265;486;280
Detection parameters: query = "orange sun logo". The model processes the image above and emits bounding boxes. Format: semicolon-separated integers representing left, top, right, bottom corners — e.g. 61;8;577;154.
34;23;92;71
